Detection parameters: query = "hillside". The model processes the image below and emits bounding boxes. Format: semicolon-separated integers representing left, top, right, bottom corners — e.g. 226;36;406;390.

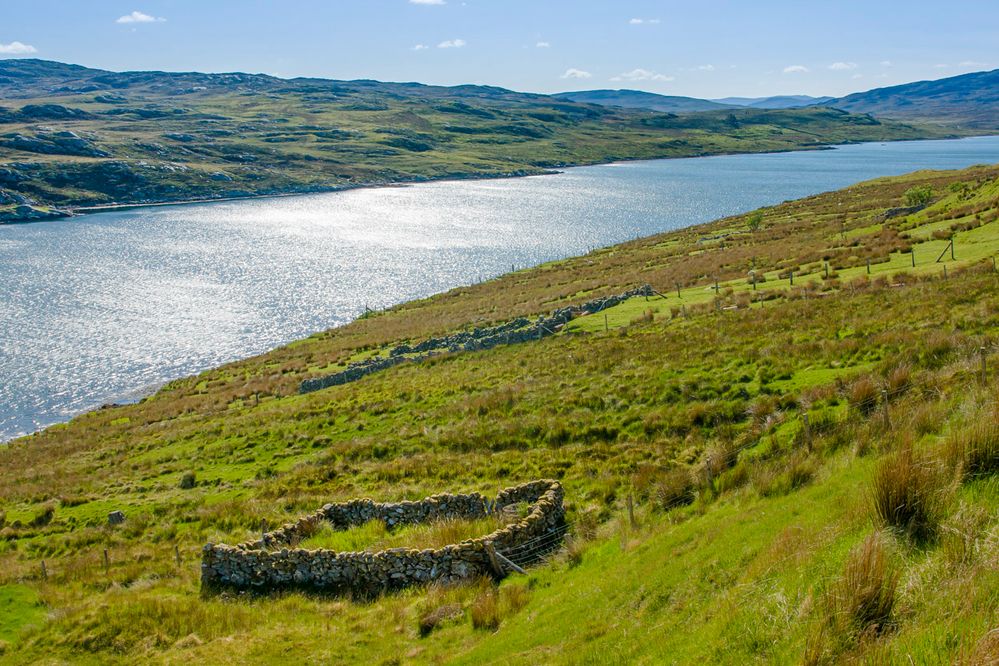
0;59;948;222
0;163;997;663
553;89;730;112
824;69;999;129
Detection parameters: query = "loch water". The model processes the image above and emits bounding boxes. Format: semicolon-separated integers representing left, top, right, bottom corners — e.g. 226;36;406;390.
3;136;999;441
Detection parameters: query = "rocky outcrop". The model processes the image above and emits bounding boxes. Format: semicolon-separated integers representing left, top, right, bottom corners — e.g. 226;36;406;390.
0;130;110;158
299;285;653;394
201;480;566;596
0;204;71;223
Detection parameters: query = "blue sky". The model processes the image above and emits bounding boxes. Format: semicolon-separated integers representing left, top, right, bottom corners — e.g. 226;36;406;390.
2;1;996;98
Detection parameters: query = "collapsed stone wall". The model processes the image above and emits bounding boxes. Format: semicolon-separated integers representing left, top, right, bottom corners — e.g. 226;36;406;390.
300;284;653;394
201;480;565;596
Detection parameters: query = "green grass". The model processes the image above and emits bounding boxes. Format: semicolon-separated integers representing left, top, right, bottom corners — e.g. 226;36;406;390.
0;585;46;644
0;164;998;663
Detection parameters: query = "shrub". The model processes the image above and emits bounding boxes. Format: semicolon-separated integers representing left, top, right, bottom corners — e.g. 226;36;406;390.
870;445;945;541
904;185;933;208
831;533;899;637
944;410;999;480
847;377;879;415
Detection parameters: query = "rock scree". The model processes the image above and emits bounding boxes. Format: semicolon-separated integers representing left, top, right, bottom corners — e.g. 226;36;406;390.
201;480;565;596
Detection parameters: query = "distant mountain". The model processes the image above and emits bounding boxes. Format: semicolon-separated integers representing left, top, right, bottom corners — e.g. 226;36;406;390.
822;69;999;128
714;95;835;109
554;89;731;113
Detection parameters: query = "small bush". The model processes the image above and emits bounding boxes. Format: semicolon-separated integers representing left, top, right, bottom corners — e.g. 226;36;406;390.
944;411;999;480
870;445;945;541
847;377;879;415
831;533;899;637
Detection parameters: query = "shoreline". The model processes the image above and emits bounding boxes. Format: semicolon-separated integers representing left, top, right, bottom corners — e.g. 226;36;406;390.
7;133;988;224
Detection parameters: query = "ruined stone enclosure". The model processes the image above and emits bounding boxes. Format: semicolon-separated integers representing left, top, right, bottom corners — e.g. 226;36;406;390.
201;480;566;596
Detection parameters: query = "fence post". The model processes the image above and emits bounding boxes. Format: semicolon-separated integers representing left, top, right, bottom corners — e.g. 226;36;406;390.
484;541;505;579
867;258;871;274
627;493;636;529
175;544;182;567
676;283;681;298
951;239;955;261
789;270;794;286
981;347;988;384
911;249;916;267
803;413;812;452
103;549;109;574
604;313;609;332
881;389;890;430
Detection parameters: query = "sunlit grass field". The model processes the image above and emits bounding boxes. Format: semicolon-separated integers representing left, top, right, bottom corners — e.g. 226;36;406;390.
0;164;997;663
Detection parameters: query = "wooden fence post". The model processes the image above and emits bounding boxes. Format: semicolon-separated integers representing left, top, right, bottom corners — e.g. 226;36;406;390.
103;549;109;574
981;347;988;384
881;389;891;430
604;313;609;332
484;541;505;578
627;494;636;529
175;544;182;567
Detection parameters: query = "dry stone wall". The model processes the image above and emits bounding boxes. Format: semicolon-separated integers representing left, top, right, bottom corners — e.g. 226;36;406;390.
300;285;653;394
202;480;565;596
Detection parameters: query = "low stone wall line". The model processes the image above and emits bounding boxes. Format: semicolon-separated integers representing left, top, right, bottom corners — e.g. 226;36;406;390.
300;285;653;394
201;479;566;596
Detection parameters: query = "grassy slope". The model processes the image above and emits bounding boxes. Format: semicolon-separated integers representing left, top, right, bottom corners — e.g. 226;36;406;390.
0;165;998;663
0;61;954;215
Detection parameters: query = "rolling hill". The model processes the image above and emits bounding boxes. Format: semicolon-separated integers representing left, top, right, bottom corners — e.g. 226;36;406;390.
0;59;947;222
0;162;997;663
823;68;999;128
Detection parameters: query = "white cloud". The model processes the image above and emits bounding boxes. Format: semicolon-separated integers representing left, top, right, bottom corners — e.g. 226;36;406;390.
852;74;863;79
536;41;550;48
560;68;592;79
437;38;466;48
958;60;987;68
410;0;445;4
611;68;674;82
697;64;715;71
412;44;428;50
783;65;809;74
0;41;37;54
934;63;949;68
880;60;893;67
629;18;660;24
828;61;857;71
116;10;165;24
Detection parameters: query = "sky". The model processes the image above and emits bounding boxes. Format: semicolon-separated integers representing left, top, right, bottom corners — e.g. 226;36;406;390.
2;1;997;99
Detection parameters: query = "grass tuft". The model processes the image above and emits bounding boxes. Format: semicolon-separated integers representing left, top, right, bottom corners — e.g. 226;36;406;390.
870;444;946;542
